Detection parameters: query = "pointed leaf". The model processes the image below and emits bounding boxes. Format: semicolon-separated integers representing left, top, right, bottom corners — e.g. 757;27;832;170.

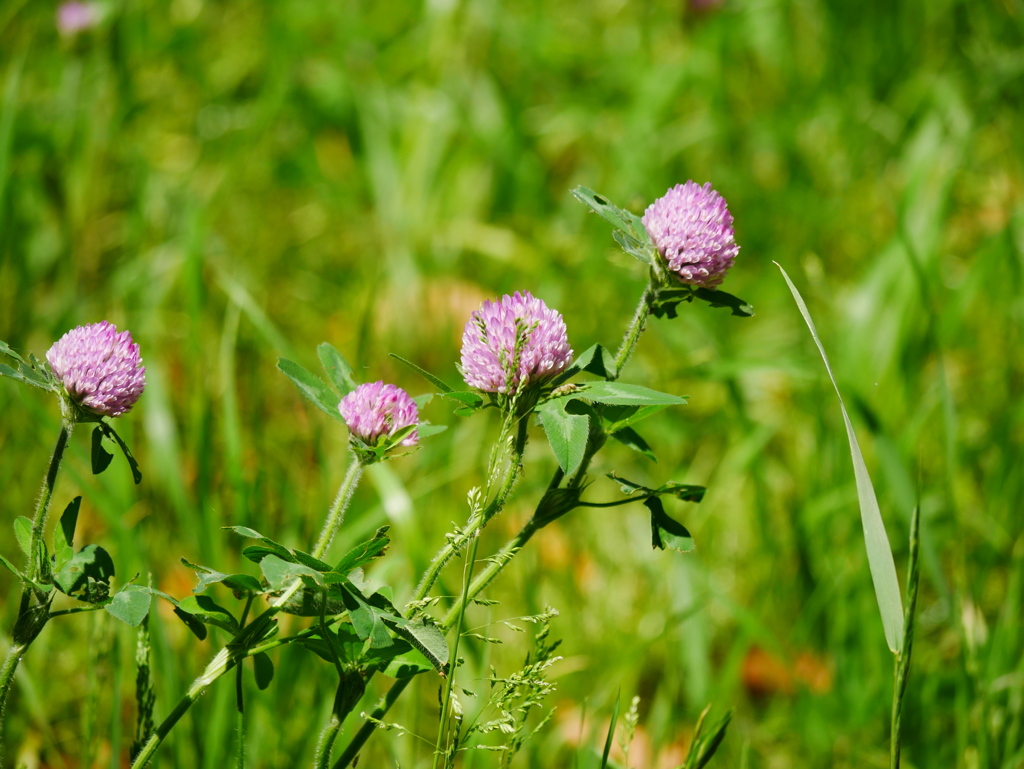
52;496;81;569
318;343;358;396
602;404;669;433
580;382;686;407
104;585;153;627
260;553;324;590
389;353;453;393
180;558;264;595
253;652;275;690
277;358;344;421
0;554;25;579
334;527;391;575
555;343;614;383
693;287;754;317
0;339;26;364
173;607;208;640
647;498;695;553
89;426;114;475
385;616;449;675
537;397;590;476
610;427;657;462
177;595;238;633
97;422;142;484
777;262;904;652
14;516;33;557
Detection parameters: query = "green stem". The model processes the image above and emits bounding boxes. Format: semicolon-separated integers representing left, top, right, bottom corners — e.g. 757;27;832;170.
314;713;343;769
131;648;234;769
0;641;29;726
412;415;525;603
610;282;656;381
890;504;921;769
27;423;73;582
312;458;365;560
331;677;411;769
433;532;482;769
133;459;365;768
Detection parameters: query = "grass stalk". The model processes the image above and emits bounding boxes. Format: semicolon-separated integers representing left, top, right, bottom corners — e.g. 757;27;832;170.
890;503;921;769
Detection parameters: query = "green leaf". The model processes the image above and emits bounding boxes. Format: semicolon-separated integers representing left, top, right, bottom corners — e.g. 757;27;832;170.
253;652;275;690
90;427;114;475
389;353;453;393
318;343;358;396
381;648;435;678
777;262;904;653
97;422;142;484
0;339;26;364
610;427;657;462
0;554;25;579
417;423;448;438
14;516;33;557
600;690;621;769
180;558;264;595
177;595;239;633
260;554;324;590
443;391;484;408
173;608;208;640
289;549;333;572
647;497;695;553
385;616;449;675
53;496;81;569
341;583;393;649
692;710;733;769
277;358;344;422
693;287;754;318
104;585;153;627
554;343;615;383
53;544;116;602
226;526;296;564
579;381;686;407
601;404;669;433
0;358;55;391
334;527;391;575
536;397;591;476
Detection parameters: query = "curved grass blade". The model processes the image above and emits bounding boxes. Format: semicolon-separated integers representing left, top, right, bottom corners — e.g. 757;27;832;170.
776;262;904;652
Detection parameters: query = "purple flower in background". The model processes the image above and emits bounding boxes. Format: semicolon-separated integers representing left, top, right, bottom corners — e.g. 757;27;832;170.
339;381;419;448
642;181;739;288
460;291;573;394
46;321;146;418
57;1;98;36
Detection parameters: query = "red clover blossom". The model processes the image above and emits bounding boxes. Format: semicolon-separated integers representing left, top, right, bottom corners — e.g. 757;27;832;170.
46;321;146;418
338;381;419;448
459;291;573;395
641;181;739;288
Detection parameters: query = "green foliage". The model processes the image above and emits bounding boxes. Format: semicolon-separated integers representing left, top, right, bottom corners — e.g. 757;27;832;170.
778;263;905;653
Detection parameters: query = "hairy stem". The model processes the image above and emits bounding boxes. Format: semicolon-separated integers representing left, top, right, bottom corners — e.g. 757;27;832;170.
27;424;73;582
610;281;656;381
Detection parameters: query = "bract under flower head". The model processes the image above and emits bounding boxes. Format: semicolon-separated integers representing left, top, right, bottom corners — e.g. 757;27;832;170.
46;321;146;418
339;381;419;449
459;291;573;395
642;181;739;288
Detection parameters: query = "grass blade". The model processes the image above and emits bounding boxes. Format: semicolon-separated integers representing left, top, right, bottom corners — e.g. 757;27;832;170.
776;262;905;653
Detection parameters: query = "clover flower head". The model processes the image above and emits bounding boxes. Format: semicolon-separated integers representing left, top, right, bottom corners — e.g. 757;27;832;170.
338;381;419;448
459;291;573;395
57;2;98;36
46;321;146;418
641;181;739;288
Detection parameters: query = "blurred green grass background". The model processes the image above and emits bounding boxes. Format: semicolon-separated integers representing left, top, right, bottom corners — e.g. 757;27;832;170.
1;0;1023;766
